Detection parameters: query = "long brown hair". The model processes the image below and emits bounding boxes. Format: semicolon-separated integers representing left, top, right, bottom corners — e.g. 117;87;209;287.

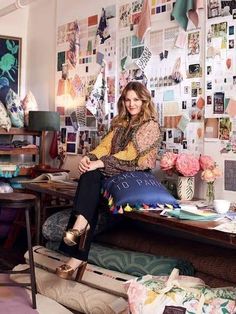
111;81;157;128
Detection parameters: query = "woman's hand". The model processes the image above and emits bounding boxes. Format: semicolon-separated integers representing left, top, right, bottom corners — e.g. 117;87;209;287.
78;157;104;174
87;160;104;172
78;156;91;174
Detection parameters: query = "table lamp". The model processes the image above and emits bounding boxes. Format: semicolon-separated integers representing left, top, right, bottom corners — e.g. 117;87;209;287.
28;111;60;170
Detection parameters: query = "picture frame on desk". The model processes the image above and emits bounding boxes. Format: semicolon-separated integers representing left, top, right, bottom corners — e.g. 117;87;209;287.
0;35;22;95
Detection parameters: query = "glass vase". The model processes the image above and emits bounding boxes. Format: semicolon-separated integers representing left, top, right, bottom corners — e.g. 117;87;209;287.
206;181;215;205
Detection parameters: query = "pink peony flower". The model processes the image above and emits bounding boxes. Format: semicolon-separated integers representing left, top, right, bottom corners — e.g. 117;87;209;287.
201;166;221;182
212;166;221;178
201;169;216;182
160;152;178;171
175;153;200;177
199;155;215;170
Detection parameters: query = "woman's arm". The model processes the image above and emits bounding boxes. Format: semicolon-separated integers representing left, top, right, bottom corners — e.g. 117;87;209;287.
87;130;114;160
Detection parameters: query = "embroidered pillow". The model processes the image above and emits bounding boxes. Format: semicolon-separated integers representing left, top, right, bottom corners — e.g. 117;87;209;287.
0;101;11;131
21;91;39;126
0;77;9;90
5;88;24;127
0;85;10;104
102;171;180;214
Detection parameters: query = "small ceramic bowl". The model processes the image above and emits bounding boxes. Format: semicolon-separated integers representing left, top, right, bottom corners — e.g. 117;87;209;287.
213;199;231;214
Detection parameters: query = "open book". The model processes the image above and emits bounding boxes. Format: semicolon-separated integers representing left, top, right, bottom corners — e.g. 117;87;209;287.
17;172;75;186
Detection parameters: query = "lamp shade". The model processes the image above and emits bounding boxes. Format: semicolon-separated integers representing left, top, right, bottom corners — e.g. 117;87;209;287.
28;111;60;131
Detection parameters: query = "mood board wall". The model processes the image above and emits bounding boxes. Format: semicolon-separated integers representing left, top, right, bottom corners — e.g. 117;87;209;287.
55;0;236;199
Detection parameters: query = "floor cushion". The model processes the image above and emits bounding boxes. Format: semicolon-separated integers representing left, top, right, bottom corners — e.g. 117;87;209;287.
24;246;133;298
11;265;127;314
88;243;194;277
125;268;236;314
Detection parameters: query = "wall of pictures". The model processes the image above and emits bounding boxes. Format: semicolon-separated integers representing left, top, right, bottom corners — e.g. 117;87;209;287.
56;0;236;199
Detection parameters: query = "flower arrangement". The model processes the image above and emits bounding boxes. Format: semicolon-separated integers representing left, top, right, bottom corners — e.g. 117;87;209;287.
199;155;221;204
160;152;200;177
199;155;221;182
160;152;221;202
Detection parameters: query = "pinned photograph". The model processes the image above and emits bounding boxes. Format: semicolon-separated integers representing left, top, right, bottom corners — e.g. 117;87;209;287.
207;81;212;90
207;0;220;18
213;92;225;114
229;25;234;35
188;31;200;55
60;128;67;144
219;118;231;141
204;118;218;139
229;39;234;49
184;86;189;94
67;132;77;142
207;95;212;105
207;66;212;75
182;100;187;109
233;8;236;19
66;143;77;154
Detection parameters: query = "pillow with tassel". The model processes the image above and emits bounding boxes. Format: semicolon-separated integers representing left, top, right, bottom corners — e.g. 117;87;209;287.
5;89;24;128
21;90;39;126
102;171;180;214
0;101;11;131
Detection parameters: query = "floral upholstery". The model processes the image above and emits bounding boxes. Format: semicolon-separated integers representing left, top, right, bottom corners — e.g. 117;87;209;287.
125;268;236;314
21;91;38;126
0;101;11;131
5;89;24;127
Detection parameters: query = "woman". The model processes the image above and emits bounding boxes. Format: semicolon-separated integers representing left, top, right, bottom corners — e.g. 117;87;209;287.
56;81;161;281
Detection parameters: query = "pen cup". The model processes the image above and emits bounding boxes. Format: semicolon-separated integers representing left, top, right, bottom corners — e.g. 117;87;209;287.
213;199;230;214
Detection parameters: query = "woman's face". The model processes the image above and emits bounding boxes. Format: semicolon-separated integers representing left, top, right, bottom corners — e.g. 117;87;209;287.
124;90;142;117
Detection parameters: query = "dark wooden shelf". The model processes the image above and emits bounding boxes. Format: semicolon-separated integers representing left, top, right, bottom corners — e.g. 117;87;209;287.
0;128;42;174
0;127;41;136
0;147;39;155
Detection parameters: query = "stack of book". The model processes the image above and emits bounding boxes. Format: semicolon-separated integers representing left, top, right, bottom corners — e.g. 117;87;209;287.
0;163;19;178
168;205;220;221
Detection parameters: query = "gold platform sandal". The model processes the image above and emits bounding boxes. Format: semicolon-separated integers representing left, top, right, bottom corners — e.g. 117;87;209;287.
63;223;89;249
56;261;87;281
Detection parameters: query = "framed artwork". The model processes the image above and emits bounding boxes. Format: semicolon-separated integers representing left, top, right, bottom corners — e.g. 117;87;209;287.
0;35;22;95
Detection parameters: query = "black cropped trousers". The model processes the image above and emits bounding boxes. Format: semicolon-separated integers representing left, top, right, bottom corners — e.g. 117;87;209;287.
59;169;105;261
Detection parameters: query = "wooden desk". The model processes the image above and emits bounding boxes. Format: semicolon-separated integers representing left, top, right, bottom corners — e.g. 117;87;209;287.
24;182;236;248
24;182;76;200
125;211;236;248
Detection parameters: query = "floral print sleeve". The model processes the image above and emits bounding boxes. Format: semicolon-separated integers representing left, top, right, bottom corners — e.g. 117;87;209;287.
134;120;160;169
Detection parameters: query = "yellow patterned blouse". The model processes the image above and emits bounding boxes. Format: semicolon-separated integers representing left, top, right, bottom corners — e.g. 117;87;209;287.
88;119;161;177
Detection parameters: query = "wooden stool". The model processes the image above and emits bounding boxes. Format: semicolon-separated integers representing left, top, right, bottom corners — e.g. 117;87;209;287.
0;192;38;309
